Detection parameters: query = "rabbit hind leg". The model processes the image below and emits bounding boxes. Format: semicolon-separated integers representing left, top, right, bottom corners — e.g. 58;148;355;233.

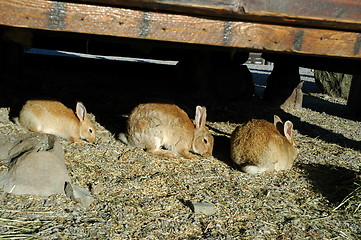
146;148;178;158
143;138;177;158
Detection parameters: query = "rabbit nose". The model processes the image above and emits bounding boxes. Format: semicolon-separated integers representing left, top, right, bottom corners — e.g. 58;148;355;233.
87;136;96;142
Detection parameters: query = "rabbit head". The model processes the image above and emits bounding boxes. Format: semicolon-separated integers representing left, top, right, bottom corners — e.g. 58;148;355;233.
273;115;299;169
192;106;214;157
76;102;96;142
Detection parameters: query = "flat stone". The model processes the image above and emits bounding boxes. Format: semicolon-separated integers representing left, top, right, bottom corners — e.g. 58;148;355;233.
314;70;352;99
90;183;104;195
0;133;70;196
65;182;94;208
186;200;216;215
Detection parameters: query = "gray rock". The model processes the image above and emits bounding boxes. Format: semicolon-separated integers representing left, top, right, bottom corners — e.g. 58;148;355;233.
64;182;94;208
187;200;216;215
90;183;104;195
0;133;70;196
0;133;46;161
314;70;352;99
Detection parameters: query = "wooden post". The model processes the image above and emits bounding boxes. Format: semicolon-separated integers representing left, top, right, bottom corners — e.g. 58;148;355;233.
347;75;361;116
262;61;303;109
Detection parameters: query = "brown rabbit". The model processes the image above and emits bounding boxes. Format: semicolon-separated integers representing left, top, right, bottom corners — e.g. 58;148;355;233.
119;103;214;159
282;81;304;109
230;115;298;174
18;100;96;144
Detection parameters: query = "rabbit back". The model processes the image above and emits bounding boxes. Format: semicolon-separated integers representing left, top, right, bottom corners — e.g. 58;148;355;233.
125;103;195;155
19;100;95;143
230;117;297;174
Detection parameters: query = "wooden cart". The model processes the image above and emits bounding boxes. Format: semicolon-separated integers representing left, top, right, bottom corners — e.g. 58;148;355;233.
1;0;361;113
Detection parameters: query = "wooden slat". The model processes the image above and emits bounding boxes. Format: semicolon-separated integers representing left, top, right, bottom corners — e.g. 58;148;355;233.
75;0;361;31
241;0;361;31
0;0;360;59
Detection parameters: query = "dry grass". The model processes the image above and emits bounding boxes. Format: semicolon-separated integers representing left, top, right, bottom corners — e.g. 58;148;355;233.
0;54;360;239
335;180;361;214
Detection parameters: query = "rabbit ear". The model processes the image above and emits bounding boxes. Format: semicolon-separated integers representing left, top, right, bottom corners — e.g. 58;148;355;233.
195;106;207;129
76;102;87;122
273;115;283;125
297;80;304;89
284;121;294;142
274;115;284;134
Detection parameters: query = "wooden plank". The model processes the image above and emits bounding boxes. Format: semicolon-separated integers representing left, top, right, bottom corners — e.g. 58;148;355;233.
241;0;361;31
75;0;361;31
0;0;361;59
74;0;242;18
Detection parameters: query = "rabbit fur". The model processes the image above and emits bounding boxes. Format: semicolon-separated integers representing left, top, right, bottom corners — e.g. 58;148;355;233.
120;103;214;159
18;100;96;144
230;115;298;174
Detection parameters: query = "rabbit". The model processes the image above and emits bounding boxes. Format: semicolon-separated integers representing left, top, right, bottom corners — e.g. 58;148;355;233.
282;81;304;109
119;103;214;159
263;62;302;109
230;115;298;174
17;100;96;144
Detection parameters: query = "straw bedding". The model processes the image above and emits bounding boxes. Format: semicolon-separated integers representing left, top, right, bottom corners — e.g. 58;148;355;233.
0;54;360;239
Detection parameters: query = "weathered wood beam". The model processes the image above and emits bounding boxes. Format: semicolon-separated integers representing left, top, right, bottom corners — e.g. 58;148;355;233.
75;0;361;31
0;0;360;59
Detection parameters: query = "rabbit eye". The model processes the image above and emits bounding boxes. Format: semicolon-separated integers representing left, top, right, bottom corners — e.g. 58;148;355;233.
89;128;93;133
203;138;208;144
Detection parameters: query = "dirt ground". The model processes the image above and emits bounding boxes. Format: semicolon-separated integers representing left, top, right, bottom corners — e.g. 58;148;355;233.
0;52;360;239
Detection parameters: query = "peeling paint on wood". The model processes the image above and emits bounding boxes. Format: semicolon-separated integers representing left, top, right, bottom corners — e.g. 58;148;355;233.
48;1;66;30
139;12;151;38
293;30;304;51
223;21;233;45
354;34;361;56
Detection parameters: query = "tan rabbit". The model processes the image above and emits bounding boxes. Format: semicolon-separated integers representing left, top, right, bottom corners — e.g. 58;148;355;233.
119;103;214;159
230;115;298;174
282;81;304;109
18;100;96;144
